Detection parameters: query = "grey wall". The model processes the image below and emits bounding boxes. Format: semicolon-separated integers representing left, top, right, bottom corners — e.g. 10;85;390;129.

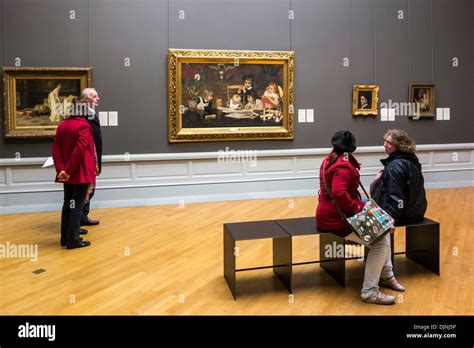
0;0;473;159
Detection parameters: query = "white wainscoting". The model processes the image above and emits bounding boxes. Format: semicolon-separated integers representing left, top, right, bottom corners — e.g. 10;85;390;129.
1;144;473;214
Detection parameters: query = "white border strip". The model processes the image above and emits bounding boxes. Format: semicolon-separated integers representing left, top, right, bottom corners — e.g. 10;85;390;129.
1;143;474;166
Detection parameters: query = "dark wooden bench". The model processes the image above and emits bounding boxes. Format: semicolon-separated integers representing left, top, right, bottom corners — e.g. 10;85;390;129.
224;217;439;300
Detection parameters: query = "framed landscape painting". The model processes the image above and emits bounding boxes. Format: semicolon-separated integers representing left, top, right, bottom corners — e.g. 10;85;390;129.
3;67;92;138
168;49;295;142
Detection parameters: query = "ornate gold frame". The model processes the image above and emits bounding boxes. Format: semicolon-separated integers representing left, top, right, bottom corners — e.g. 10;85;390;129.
168;49;295;142
409;83;436;117
352;85;379;116
3;66;92;138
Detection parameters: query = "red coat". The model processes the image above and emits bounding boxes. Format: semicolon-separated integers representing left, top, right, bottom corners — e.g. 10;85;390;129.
52;116;96;184
316;151;365;236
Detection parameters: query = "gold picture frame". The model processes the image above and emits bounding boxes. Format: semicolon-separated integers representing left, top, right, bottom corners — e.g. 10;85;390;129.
409;83;436;117
168;49;295;142
3;66;92;138
352;85;379;116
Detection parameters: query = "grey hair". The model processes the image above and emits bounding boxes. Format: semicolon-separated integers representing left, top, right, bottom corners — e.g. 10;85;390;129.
81;88;97;99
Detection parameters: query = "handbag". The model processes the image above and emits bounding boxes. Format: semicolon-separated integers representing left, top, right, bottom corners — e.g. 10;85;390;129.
322;159;394;245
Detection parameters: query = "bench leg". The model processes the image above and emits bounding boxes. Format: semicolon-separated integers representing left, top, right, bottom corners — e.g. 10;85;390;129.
406;223;440;275
223;228;237;300
273;236;292;294
319;233;345;287
390;232;395;270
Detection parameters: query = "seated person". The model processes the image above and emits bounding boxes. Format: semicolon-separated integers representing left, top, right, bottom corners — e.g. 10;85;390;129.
261;82;281;109
243;92;263;111
197;89;214;113
228;94;243;110
371;129;427;225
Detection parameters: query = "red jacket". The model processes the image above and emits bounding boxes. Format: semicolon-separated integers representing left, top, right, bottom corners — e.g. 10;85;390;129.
316;151;365;236
52;116;96;184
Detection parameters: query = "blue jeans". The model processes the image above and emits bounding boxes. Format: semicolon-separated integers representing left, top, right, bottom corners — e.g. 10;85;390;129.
345;232;395;299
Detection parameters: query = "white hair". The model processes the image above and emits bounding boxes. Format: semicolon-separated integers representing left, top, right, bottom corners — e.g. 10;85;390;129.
81;88;97;99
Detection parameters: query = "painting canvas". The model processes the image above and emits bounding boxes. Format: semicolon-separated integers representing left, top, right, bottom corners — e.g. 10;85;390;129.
3;67;92;138
352;85;379;116
409;84;436;117
168;49;295;142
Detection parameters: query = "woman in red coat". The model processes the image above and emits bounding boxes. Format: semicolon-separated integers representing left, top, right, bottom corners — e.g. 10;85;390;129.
52;113;96;249
316;130;404;305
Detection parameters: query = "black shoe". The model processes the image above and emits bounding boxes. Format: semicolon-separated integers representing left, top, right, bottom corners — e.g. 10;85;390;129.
61;237;83;247
79;228;88;235
81;217;99;226
66;240;91;249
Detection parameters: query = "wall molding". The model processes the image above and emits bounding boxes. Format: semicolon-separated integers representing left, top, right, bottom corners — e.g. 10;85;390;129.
1;143;473;214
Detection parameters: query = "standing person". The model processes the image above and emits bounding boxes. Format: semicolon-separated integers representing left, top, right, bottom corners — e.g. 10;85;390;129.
371;129;427;225
52;106;96;249
316;130;404;305
80;88;102;227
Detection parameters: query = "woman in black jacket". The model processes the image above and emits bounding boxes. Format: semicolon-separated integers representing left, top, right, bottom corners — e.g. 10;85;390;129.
371;129;427;226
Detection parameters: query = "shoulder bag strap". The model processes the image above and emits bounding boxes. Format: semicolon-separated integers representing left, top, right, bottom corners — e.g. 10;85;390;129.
322;159;347;221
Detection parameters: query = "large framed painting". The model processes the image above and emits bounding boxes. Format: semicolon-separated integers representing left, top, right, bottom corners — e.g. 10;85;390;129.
3;67;92;138
168;49;295;142
409;83;436;117
352;85;379;116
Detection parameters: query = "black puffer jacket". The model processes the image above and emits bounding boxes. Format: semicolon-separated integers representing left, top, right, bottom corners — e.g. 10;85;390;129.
371;151;427;225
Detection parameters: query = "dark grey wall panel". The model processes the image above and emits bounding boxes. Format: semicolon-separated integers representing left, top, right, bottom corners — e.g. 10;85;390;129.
353;0;375;84
169;0;291;51
90;0;167;155
0;0;472;158
410;0;433;83
4;0;89;66
293;0;353;147
431;0;473;143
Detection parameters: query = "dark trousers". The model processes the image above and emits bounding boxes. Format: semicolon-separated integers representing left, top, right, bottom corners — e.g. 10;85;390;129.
61;183;88;245
82;187;95;220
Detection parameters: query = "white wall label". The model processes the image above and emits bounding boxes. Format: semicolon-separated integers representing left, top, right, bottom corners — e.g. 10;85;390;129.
98;111;108;126
298;109;306;123
306;109;314;123
443;108;450;120
436;108;443;120
108;111;118;126
388;108;396;121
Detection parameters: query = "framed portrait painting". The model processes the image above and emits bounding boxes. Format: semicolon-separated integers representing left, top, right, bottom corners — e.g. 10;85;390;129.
168;49;295;142
352;85;379;116
409;84;436;117
3;67;92;138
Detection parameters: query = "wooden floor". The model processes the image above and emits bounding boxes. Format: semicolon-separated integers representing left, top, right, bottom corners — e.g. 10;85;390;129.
0;187;473;315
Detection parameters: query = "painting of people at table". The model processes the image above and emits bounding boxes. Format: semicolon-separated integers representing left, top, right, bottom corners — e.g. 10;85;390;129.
180;63;285;128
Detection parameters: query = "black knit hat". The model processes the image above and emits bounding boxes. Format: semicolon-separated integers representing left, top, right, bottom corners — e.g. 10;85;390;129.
331;130;357;154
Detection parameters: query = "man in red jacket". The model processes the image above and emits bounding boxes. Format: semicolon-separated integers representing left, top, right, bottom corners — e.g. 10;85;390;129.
52;109;96;249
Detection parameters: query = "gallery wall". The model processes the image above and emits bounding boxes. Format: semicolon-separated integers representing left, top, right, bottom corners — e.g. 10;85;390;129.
0;0;473;159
